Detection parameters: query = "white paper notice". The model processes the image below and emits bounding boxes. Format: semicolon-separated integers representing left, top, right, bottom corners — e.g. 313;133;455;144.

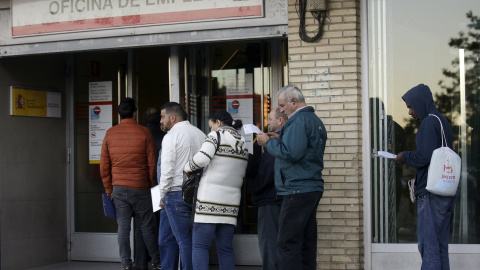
151;185;161;212
243;124;262;134
377;151;397;159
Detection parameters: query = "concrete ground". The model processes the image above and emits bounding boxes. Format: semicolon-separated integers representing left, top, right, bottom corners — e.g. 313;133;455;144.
26;261;262;270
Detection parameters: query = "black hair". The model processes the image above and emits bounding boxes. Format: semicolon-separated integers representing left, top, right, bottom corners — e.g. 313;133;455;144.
160;102;188;121
209;110;243;130
144;107;160;125
118;97;137;119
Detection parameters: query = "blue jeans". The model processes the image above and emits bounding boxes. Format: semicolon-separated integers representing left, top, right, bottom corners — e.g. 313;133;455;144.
258;204;281;270
159;209;180;270
163;191;193;270
417;193;456;270
277;191;322;270
112;186;160;268
193;223;235;270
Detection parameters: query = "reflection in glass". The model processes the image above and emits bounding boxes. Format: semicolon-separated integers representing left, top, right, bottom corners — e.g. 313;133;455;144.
369;1;480;243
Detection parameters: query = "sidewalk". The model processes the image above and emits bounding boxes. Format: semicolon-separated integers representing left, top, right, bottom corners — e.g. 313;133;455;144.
26;261;262;270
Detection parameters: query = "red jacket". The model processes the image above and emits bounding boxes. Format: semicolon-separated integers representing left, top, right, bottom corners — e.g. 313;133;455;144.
100;118;158;194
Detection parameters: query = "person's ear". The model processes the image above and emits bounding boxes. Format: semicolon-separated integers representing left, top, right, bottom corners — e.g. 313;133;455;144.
216;120;221;127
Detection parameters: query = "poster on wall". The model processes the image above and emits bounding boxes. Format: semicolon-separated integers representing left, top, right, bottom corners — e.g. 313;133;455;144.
89;81;113;164
10;86;61;118
225;73;255;153
11;0;263;36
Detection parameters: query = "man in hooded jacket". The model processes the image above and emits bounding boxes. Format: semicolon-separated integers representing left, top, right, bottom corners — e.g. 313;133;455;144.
394;84;457;270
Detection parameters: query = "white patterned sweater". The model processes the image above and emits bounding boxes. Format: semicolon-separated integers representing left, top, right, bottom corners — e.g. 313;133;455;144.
184;126;249;225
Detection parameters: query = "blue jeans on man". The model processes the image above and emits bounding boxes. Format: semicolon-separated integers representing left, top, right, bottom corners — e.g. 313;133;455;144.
258;204;281;270
193;223;235;270
162;191;193;270
112;186;160;268
277;191;322;270
417;193;456;270
159;208;180;270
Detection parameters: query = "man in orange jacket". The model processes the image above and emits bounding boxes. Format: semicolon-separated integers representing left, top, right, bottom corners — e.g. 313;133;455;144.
100;97;161;270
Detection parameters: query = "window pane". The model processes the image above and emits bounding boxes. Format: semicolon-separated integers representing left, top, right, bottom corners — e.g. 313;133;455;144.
368;0;480;243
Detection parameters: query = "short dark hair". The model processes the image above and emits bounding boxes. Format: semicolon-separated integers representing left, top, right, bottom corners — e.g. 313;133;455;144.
209;110;243;130
144;107;160;125
160;102;188;121
118;97;137;119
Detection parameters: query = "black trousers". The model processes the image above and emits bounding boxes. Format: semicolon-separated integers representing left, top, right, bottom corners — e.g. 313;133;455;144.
277;191;323;270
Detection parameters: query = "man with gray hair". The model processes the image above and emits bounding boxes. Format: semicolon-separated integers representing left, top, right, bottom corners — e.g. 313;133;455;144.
257;85;327;270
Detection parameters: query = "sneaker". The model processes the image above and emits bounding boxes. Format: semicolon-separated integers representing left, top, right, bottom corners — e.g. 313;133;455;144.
122;266;135;270
151;263;161;270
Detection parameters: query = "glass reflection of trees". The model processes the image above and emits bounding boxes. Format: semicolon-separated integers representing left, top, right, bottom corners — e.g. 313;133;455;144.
403;11;480;244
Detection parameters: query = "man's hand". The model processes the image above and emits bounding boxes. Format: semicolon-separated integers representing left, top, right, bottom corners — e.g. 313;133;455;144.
257;132;270;147
160;200;165;210
394;152;404;164
266;132;279;140
106;193;114;203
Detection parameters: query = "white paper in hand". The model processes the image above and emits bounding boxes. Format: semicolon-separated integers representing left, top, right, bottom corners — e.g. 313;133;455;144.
377;151;397;159
150;185;161;212
243;124;261;134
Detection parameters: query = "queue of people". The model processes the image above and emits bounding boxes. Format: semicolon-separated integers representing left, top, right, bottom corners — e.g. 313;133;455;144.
99;83;456;270
99;85;328;270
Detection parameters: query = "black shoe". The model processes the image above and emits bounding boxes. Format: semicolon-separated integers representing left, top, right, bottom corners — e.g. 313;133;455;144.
151;263;161;270
122;266;135;270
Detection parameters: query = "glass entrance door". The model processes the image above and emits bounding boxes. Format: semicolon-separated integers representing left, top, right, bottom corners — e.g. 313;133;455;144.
179;40;288;265
70;51;128;261
70;47;171;261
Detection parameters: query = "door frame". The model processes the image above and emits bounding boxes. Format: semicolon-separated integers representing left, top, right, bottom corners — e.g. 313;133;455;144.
67;50;134;261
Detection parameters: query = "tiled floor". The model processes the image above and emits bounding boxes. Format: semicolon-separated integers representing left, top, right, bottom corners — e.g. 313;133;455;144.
26;261;262;270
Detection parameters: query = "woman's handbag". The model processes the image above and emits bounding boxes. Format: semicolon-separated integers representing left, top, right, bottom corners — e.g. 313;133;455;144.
181;169;203;205
181;130;220;204
426;114;461;196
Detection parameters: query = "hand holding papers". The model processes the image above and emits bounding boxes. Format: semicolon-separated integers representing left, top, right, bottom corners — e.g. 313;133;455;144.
376;151;397;159
243;124;261;134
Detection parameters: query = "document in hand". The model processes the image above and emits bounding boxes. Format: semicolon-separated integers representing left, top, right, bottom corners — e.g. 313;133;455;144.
102;193;116;219
151;185;161;212
376;151;397;159
243;124;261;134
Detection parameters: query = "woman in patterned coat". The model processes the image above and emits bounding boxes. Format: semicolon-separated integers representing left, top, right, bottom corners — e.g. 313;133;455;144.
184;110;249;270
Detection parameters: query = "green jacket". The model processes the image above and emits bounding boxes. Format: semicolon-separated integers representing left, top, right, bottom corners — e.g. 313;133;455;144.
266;106;327;195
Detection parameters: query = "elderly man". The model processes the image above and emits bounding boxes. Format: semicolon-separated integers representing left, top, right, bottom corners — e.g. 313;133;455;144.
252;107;287;270
257;85;327;270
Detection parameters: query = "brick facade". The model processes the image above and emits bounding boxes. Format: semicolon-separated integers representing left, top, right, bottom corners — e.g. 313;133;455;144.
287;0;363;269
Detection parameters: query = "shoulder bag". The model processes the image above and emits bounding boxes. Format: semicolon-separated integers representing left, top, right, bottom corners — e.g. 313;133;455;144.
426;114;461;196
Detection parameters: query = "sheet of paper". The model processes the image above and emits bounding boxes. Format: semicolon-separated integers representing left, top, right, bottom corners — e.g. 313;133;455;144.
243;124;261;134
377;151;397;159
150;185;161;212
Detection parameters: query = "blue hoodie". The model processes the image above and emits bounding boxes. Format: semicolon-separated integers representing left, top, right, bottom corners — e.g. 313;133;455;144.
401;84;454;197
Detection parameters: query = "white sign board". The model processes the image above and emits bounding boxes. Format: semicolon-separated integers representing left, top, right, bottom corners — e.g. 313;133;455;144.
89;81;113;164
225;73;255;153
12;0;263;36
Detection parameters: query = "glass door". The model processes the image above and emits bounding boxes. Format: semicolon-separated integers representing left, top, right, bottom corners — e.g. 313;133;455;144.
70;51;128;261
180;39;288;265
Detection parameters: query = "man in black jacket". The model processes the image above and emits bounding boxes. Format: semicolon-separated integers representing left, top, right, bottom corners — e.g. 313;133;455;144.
252;107;287;270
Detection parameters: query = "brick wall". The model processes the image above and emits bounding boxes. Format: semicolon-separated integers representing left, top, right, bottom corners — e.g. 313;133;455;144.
287;0;363;269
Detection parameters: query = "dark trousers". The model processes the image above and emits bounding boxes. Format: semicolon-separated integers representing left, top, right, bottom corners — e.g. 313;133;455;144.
135;210;160;270
112;186;160;268
258;204;281;270
277;191;323;270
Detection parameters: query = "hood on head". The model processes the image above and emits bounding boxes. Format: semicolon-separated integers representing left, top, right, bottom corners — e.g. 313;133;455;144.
401;84;435;121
